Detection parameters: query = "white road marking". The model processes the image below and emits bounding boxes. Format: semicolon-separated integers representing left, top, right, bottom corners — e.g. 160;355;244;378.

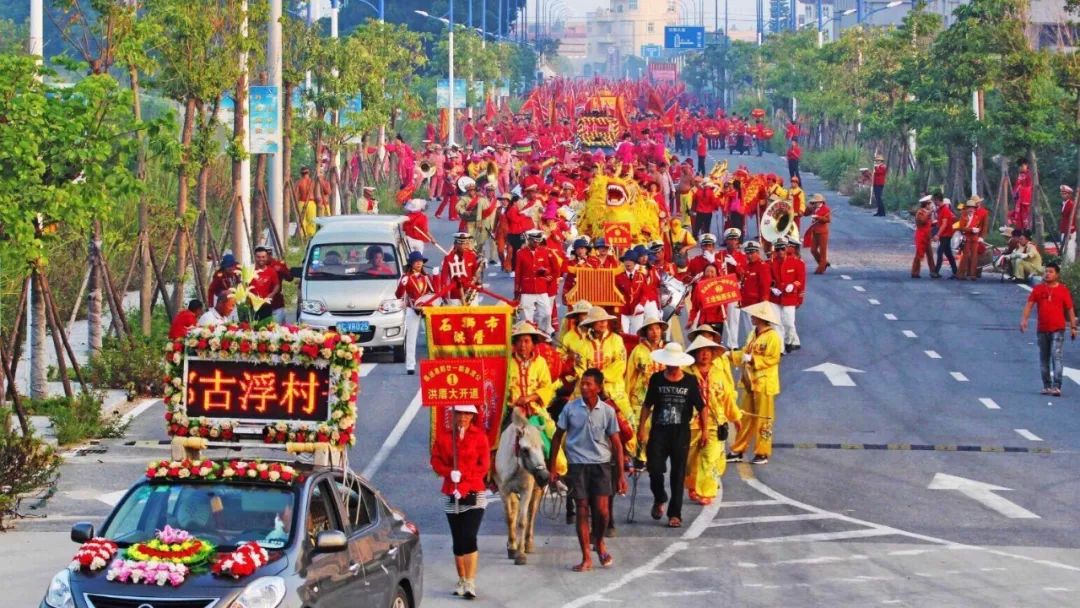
361;391;422;479
1014;429;1043;442
1017;283;1033;292
979;398;1001;410
97;490;127;507
1064;367;1080;386
884;313;897;320
868;298;881;305
928;473;1040;519
803;362;863;387
716;499;781;508
950;371;969;382
359;363;377;377
1044;587;1071;592
902;330;917;338
853;285;866;292
487;272;496;277
708;513;833;528
120;399;160;425
924;350;941;359
653;590;716;597
768;554;871;566
841;274;852;280
728;529;894;545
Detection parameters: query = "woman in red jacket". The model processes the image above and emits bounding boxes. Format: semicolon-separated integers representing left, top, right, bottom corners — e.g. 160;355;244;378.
430;404;490;599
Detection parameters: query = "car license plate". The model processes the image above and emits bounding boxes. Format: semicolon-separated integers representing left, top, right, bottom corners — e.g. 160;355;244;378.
337;321;370;333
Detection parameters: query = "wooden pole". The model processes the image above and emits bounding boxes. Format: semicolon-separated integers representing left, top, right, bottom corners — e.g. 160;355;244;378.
147;238;177;320
33;266;73;398
0;335;29;435
39;266;87;390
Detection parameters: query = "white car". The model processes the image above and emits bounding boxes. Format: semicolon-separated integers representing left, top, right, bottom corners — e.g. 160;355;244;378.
295;216;410;362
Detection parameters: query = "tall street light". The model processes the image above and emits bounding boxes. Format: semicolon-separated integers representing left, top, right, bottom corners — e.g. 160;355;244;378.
415;8;456;145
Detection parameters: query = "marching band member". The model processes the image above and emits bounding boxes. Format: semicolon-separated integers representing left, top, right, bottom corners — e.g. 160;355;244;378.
514;229;560;331
912;195;935;278
776;238;806;352
686;233;718;276
1060;185;1077;250
474;183;499;264
403;198;434;254
687;264;727;334
439;233;481;306
593;237;618;268
616;250;645;334
728;302;783;465
804;194;831;274
720;228;747;349
740;241;773;343
685;336;742;505
395;251;433;375
562;238;598;306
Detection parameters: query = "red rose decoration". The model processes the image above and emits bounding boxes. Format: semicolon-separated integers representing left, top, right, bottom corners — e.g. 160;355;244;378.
280;343;291;353
165;412;173;422
221;340;233;351
281;470;294;482
259;470;270;480
197;339;209;349
257;342;268;353
239;341;251;353
172;341;183;352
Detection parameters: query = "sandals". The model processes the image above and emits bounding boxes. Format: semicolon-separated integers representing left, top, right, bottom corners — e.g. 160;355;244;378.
667;517;682;528
650;502;665;521
599;552;615;568
571;562;593;572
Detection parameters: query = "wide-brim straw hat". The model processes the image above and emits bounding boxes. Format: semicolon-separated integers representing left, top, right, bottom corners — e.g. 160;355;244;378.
565;300;593;318
511;321;548;342
967;194;984;206
685;335;722;354
650;342;695;367
637;316;668;337
688;324;723;343
579;305;618;326
742;302;781;325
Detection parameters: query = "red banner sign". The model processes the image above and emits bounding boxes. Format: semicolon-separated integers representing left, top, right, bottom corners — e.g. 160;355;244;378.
424;356;508;451
184;359;330;423
604;222;633;251
697;274;741;310
425;306;512;356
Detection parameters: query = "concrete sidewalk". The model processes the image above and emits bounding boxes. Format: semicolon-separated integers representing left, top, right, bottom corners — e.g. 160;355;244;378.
3;531;71;606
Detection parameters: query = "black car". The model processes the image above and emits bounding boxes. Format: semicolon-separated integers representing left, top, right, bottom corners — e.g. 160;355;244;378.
42;460;422;608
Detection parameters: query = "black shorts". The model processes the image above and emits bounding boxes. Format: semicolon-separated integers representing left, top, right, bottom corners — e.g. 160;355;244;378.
566;463;613;500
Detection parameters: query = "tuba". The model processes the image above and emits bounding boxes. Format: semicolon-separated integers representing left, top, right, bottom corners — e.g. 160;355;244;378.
760;198;799;243
418;160;436;179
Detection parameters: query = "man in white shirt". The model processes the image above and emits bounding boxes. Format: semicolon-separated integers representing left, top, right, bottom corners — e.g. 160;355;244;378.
198;291;236;327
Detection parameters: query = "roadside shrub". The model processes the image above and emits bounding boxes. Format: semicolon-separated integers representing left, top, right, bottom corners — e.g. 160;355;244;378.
0;409;61;529
84;335;166;397
1060;259;1080;305
28;392;128;446
883;172;922;212
803;147;863;190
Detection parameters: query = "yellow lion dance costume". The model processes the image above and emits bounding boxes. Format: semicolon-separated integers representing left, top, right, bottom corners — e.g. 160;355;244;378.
576;173;661;245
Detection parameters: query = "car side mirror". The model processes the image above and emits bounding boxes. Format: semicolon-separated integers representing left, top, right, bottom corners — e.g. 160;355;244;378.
290;266;303;279
314;530;347;553
71;522;95;544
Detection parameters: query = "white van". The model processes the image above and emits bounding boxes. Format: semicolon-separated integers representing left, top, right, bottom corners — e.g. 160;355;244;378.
295;216;409;362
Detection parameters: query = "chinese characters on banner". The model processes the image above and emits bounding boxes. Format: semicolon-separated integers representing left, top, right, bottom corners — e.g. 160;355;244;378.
697;274;741;310
603;222;633;251
423;306;513;451
184;359;331;422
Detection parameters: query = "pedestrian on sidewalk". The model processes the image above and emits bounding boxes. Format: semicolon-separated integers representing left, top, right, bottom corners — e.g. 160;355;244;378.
1020;263;1077;397
549;369;627;572
872;154;888;216
786;138;802;184
430;404;490;599
638;343;705;529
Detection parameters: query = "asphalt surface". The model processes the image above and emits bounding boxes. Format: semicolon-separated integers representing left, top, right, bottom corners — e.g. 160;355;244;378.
8;147;1080;608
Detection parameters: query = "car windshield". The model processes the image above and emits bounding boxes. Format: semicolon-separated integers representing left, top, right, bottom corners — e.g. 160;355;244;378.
306;242;400;280
100;483;297;550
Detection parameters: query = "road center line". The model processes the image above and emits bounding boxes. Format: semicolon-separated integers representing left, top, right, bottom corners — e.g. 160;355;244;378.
1014;429;1043;442
853;285;866;292
868;298;880;305
924;350;941;359
902;330;917;338
841;274;852;280
884;313;897;320
979;398;1001;410
950;371;969;382
361;390;422;479
1017;283;1033;292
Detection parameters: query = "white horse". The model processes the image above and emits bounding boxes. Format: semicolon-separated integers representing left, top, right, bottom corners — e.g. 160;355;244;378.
495;408;551;565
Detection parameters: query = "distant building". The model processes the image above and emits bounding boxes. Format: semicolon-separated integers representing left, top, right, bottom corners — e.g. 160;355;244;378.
584;0;679;77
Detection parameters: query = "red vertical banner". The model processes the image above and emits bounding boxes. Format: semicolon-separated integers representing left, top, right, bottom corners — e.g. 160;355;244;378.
423;306;514;452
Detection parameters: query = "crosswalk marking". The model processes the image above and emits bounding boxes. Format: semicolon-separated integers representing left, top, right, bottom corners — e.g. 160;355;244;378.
884;313;897;320
979;398;1001;410
950;371;968;382
868;298;880;305
841;275;852;280
853;285;866;292
924;350;941;359
708;513;833;528
902;330;917;338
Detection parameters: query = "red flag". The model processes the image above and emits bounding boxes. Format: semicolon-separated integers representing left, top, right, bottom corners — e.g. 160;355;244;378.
484;95;496;122
661;101;679;131
614;96;630;130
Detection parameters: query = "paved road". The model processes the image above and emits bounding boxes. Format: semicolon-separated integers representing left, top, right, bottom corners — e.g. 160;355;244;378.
9;148;1080;607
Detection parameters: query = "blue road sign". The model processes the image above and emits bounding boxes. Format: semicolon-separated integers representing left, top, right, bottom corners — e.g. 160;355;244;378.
641;44;662;59
664;26;705;49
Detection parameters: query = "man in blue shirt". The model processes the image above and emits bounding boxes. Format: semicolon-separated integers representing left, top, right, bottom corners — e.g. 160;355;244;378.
550;368;627;572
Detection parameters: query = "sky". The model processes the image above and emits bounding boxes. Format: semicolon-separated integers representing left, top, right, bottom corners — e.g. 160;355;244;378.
560;0;771;31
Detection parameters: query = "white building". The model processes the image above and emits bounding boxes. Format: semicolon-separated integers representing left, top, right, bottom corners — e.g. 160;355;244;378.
584;0;680;76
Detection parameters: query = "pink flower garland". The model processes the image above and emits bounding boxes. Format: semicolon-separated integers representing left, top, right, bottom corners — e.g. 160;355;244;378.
211;542;270;579
106;559;188;587
69;538;118;572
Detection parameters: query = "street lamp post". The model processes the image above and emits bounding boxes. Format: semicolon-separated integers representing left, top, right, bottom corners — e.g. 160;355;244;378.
415;8;456;145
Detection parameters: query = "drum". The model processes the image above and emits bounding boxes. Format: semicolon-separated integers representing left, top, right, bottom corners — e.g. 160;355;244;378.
660;273;688;310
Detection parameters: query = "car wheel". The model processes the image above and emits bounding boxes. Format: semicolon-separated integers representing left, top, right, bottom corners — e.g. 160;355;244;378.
391;585;412;608
392;345;406;363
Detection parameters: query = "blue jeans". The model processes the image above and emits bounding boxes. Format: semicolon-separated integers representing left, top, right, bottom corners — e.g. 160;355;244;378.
1037;331;1065;389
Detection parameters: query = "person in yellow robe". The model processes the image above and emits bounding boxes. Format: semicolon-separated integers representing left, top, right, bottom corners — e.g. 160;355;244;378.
558;300;592;356
728;302;782;465
684;336;742;504
563;306;631;421
505;321;566;476
625;317;667;456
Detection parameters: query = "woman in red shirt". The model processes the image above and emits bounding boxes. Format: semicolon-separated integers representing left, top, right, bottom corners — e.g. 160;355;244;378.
430;404;490;599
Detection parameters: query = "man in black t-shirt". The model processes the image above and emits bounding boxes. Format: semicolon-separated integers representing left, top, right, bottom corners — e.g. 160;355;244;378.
637;343;705;528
